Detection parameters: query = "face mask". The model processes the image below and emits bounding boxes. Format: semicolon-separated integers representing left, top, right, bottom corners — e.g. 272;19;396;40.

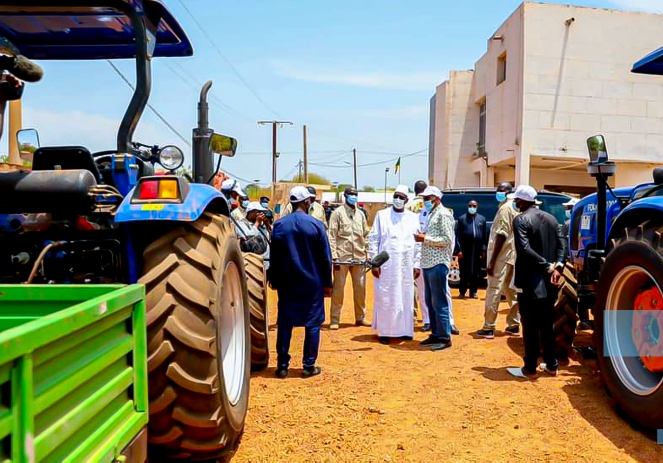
468;207;477;214
241;200;249;209
424;200;434;212
346;195;358;206
565;209;571;219
261;202;269;209
496;192;507;202
393;198;406;210
512;201;520;212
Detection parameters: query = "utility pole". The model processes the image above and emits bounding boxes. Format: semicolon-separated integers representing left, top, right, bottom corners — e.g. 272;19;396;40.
258;120;293;197
352;148;358;190
303;125;309;183
297;159;303;182
384;167;390;204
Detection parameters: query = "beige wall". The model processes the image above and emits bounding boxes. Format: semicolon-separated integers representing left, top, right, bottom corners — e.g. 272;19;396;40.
428;71;480;188
521;2;663;184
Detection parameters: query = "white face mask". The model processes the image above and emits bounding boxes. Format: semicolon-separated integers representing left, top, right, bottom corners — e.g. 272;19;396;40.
393;198;406;210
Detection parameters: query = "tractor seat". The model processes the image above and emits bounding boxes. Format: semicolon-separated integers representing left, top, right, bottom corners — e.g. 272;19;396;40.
32;146;102;183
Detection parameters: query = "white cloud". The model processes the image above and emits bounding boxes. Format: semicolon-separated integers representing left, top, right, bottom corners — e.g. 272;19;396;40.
271;61;445;91
19;107;181;154
608;0;663;13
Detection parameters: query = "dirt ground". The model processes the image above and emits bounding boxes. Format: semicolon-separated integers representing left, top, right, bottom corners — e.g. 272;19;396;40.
233;275;663;462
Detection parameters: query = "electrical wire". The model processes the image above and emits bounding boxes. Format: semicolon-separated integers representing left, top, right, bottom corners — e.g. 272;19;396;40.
175;0;280;118
106;60;191;147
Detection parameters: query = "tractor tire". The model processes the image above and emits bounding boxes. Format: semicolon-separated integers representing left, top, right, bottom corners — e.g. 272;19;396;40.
140;212;251;461
594;220;663;429
553;262;579;359
243;252;269;372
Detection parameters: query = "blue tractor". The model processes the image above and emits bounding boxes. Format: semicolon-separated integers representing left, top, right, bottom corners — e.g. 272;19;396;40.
0;1;269;460
566;47;663;430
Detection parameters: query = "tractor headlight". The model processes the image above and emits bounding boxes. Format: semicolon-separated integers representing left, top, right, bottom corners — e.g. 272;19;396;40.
158;145;185;170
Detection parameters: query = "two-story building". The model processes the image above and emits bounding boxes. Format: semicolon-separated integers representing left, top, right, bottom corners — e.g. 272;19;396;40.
429;2;663;194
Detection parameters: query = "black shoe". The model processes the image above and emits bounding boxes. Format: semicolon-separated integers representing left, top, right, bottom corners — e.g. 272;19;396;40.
422;323;431;332
458;293;466;299
476;329;495;339
470;293;479;299
420;335;441;346
379;336;390;345
505;326;520;336
431;340;452;351
451;325;460;336
275;368;289;379
302;366;322;378
400;336;413;341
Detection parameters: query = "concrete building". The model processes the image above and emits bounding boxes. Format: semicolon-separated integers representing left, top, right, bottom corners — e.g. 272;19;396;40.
429;2;663;194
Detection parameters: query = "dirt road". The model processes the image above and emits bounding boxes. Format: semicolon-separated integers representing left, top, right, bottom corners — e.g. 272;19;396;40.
234;275;663;462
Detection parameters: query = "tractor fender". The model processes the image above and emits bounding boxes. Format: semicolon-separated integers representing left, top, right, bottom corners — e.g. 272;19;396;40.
114;183;230;222
608;197;663;246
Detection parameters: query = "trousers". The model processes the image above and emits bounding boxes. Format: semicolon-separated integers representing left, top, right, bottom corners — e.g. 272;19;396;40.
483;260;520;330
423;264;451;341
276;324;321;369
331;265;367;324
416;270;455;325
518;291;558;374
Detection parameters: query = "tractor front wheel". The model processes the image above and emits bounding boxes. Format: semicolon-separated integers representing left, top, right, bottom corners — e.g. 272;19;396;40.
595;220;663;429
140;213;251;461
243;252;270;372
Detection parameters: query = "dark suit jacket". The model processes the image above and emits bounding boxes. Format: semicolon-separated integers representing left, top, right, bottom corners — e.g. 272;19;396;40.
513;207;566;299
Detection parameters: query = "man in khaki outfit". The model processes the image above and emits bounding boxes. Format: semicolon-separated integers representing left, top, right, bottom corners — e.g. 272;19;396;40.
476;182;520;339
282;186;327;229
328;187;370;329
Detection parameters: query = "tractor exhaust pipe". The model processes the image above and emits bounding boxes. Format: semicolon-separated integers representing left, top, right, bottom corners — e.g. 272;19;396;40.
192;80;214;184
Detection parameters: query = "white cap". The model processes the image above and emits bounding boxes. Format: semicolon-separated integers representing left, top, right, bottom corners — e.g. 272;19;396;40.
220;178;247;197
246;201;267;213
508;185;537;203
395;184;409;195
289;186;312;203
421;186;443;199
563;197;579;207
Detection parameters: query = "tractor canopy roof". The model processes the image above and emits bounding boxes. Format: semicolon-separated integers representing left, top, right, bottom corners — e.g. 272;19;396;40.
0;0;193;60
632;46;663;75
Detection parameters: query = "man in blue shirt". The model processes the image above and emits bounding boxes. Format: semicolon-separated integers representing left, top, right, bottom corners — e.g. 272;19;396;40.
267;186;333;378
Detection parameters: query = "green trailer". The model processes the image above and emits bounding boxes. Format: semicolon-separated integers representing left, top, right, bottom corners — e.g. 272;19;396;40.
0;284;148;463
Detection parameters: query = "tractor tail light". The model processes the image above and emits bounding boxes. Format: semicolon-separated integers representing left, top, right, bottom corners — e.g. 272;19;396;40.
139;180;159;200
158;180;178;199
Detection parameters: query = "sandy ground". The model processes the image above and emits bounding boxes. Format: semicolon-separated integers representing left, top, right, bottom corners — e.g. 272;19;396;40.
232;275;663;462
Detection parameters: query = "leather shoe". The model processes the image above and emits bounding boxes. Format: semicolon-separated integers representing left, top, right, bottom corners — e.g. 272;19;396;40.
275;368;288;379
355;319;371;327
302;366;322;378
451;325;460;335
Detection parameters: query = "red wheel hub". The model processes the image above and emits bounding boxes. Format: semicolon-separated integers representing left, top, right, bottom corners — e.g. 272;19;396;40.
632;287;663;372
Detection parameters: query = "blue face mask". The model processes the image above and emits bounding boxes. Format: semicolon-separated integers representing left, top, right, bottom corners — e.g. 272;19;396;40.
261;202;269;209
512;201;519;211
468;207;477;215
241;200;249;209
496;192;507;202
424;200;434;212
346;195;358;206
565;209;571;219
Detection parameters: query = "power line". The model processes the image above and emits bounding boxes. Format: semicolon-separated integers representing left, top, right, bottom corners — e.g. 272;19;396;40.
106;60;191;147
175;0;280;118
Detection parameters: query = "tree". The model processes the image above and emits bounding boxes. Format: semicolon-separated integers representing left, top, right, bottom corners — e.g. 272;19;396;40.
362;185;375;192
334;183;354;193
291;172;331;185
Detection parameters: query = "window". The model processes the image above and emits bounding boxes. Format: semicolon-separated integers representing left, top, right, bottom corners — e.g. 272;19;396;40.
478;102;486;155
497;52;507;85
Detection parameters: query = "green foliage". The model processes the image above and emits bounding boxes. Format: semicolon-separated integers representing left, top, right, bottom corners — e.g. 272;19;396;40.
362;185;375;192
291;172;331;185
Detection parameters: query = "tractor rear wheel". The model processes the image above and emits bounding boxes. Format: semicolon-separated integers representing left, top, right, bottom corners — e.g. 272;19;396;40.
595;220;663;429
553;262;579;359
140;212;251;461
243;252;270;371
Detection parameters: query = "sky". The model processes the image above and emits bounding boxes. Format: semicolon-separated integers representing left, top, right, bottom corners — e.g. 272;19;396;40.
9;0;663;190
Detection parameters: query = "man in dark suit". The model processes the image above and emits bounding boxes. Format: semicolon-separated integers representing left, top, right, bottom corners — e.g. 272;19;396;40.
455;200;487;298
507;185;565;379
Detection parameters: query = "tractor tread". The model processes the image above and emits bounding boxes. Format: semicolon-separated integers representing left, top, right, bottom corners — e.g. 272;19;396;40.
243;252;269;372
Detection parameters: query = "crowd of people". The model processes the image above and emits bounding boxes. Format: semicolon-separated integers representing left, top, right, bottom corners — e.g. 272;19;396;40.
220;176;570;381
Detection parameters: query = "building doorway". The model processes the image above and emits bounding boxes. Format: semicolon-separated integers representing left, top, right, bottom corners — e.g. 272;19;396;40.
544;184;596;196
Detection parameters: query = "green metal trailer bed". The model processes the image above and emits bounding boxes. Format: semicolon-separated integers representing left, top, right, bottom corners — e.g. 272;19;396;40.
0;284;148;463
